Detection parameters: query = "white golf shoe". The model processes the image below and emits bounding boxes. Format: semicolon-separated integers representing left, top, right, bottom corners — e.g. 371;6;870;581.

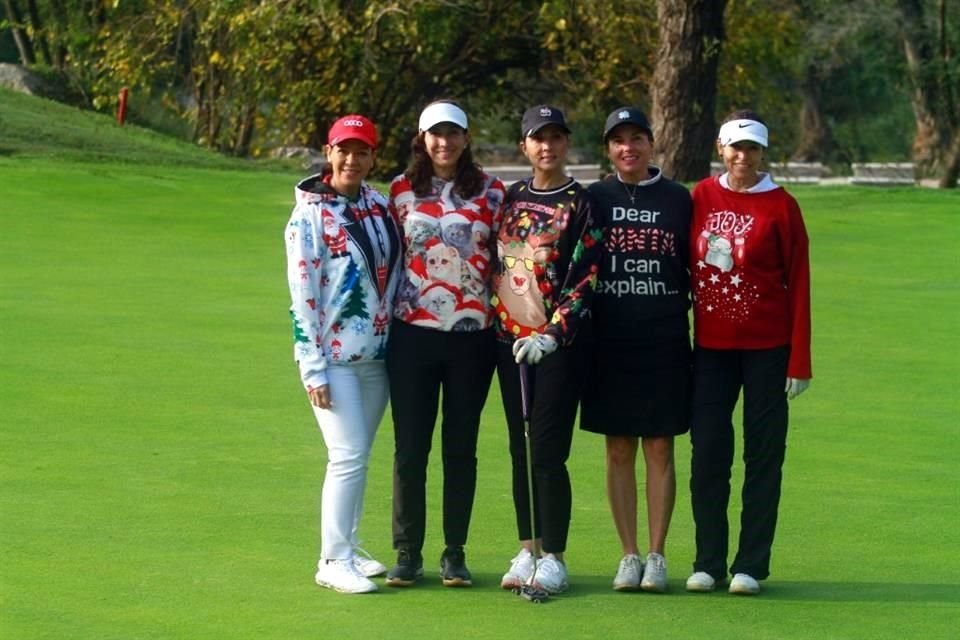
729;573;760;595
315;558;378;594
500;547;536;590
640;552;668;593
613;554;643;591
352;547;387;578
685;571;717;592
531;553;568;594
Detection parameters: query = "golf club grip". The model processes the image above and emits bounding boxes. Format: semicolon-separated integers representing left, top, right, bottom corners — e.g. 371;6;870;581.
518;362;531;420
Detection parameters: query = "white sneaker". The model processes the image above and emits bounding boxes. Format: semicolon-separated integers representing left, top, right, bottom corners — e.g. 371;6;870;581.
531;553;568;594
500;548;536;590
729;573;760;595
613;554;643;591
640;552;668;592
352;547;387;577
685;571;717;592
315;559;378;594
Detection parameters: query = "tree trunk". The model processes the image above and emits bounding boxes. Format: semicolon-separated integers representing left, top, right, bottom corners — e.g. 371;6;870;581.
650;0;727;181
940;129;960;188
24;0;52;65
234;102;256;157
792;63;832;161
3;0;36;65
897;0;948;173
47;0;68;68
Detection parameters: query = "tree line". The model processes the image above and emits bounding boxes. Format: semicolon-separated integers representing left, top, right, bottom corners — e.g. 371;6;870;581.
2;0;957;187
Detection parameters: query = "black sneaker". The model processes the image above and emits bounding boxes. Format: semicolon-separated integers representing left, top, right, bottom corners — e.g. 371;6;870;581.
385;549;423;587
440;546;472;587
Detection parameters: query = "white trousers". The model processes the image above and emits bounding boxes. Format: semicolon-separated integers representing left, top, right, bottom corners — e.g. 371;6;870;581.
312;361;389;560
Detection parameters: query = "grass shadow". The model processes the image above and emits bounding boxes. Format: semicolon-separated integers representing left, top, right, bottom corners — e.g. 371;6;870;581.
525;574;960;604
760;581;960;603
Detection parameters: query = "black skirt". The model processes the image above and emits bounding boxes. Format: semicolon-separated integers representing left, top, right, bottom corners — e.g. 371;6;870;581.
579;336;692;437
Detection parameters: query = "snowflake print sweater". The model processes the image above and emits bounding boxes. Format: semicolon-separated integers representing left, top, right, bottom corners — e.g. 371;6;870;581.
690;174;812;379
492;178;603;345
285;174;401;390
389;173;505;332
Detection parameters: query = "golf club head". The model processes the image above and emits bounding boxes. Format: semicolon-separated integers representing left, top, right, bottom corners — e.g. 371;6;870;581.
519;583;548;603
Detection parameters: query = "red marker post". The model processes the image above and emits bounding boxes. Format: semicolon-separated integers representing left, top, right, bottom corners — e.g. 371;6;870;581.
117;87;129;126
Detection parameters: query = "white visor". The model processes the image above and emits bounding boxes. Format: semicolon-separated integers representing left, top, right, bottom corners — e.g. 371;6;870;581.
718;119;768;148
419;103;468;132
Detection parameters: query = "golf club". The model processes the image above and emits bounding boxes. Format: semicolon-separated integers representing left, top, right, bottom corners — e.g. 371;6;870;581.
517;362;548;603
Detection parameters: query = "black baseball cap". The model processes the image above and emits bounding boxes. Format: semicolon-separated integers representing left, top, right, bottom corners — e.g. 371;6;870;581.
520;105;571;138
603;106;653;141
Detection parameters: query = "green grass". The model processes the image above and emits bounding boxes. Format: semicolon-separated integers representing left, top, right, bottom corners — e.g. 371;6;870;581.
0;86;260;169
1;91;959;638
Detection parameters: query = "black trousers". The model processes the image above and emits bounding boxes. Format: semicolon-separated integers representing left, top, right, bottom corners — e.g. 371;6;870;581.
387;321;496;552
496;341;584;554
689;346;789;581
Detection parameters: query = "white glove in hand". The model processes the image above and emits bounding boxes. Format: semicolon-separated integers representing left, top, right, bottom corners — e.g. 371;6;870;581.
785;377;810;400
513;334;558;365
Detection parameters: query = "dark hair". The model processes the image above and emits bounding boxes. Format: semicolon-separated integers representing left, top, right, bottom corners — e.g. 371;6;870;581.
722;109;766;126
404;101;485;199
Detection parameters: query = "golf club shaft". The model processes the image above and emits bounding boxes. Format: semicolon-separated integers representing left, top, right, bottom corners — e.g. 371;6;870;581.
518;362;539;577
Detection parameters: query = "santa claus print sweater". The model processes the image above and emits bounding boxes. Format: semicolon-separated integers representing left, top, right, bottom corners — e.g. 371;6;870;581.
690;175;812;379
285;174;401;391
389;173;505;332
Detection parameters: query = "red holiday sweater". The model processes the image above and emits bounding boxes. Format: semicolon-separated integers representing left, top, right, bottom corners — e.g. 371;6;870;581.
690;176;812;379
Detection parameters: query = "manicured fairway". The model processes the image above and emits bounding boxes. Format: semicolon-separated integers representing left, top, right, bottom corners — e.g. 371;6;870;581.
1;156;958;639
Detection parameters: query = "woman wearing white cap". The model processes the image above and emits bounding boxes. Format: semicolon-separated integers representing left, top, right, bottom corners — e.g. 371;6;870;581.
386;100;506;587
686;109;812;596
580;106;693;594
285;114;402;593
494;105;603;596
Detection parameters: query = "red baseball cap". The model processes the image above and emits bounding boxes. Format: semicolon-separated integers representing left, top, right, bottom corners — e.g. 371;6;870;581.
327;114;378;148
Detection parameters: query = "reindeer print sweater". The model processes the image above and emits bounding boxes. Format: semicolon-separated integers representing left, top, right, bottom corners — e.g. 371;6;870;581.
492;178;603;345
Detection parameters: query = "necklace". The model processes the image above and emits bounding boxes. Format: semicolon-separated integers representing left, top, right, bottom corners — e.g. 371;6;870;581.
621;179;641;204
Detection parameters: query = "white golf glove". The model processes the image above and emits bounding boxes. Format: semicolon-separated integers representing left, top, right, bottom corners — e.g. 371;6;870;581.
785;377;810;400
513;334;558;365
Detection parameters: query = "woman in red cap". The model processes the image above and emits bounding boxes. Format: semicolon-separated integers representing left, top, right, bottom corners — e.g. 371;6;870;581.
686;109;812;596
284;114;402;593
385;100;506;587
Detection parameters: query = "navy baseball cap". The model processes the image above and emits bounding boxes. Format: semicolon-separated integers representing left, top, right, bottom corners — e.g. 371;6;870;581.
603;106;653;141
521;105;571;138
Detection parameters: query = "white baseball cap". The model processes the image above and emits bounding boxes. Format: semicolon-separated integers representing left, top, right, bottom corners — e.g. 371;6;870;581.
718;119;768;147
419;102;468;132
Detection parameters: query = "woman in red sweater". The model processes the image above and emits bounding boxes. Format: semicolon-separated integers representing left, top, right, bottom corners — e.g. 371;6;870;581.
686;110;812;596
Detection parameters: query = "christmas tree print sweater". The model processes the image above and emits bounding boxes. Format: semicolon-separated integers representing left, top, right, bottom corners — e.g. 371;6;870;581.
492;178;603;345
690;174;812;379
285;174;401;390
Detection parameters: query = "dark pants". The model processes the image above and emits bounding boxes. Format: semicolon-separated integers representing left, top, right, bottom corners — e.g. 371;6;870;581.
387;321;496;552
496;341;583;553
689;346;789;581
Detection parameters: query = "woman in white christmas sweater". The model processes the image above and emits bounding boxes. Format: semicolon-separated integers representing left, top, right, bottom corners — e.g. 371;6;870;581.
285;114;401;594
686;109;811;597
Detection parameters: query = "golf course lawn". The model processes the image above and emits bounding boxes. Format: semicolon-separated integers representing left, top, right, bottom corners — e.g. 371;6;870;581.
1;154;958;639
